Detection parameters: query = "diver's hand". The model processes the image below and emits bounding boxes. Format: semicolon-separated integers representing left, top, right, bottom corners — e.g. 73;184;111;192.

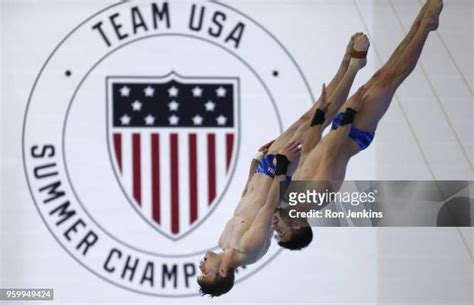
258;139;275;155
279;140;301;163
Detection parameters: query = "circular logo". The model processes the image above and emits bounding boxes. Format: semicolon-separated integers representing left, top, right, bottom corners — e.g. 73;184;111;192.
23;0;313;297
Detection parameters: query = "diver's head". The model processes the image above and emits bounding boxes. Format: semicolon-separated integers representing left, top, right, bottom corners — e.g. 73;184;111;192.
197;251;235;297
272;207;313;250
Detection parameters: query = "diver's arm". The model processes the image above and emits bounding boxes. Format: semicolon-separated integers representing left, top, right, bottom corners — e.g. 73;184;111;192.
241;139;275;197
240;174;286;251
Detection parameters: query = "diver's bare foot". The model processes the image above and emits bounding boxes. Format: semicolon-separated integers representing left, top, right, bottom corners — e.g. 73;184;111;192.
422;0;443;31
417;0;431;21
349;33;370;70
342;33;359;64
336;33;358;73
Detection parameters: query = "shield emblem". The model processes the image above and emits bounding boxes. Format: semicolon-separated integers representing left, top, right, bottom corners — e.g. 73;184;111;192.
106;72;239;239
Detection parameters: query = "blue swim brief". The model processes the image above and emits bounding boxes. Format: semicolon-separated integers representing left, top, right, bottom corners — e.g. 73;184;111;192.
331;112;375;150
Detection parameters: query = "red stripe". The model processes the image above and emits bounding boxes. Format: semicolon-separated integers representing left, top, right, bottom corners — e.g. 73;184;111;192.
113;133;122;172
189;134;198;224
207;134;216;205
151;134;160;224
225;133;234;172
132;133;141;206
170;134;179;234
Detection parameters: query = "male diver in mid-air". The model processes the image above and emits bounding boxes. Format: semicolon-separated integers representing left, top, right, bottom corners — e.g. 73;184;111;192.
198;0;443;296
272;0;444;250
197;33;370;297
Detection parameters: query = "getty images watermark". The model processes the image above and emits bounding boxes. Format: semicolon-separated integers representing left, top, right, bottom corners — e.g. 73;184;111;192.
286;187;382;220
278;180;473;227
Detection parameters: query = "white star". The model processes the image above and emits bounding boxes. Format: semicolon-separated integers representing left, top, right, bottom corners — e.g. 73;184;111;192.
216;114;227;126
192;115;204;126
204;100;216;112
168;114;179;125
144;86;155;97
192;86;203;97
120;86;130;97
168;86;179;97
144;114;155;125
168;100;179;111
120;114;131;125
131;100;142;111
216;86;226;97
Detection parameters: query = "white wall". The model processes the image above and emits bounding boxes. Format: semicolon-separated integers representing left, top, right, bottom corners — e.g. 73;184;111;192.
1;1;472;304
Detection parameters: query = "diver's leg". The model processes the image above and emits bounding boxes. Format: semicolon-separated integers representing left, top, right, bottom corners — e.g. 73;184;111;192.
343;0;443;134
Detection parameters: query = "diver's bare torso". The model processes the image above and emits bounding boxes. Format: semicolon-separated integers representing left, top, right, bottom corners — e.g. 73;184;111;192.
218;173;273;265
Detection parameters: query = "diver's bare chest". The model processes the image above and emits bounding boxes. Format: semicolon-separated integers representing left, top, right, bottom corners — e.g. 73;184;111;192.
223;217;250;239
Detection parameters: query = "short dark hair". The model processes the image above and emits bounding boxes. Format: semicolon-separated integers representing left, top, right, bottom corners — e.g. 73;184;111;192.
277;226;313;250
197;271;235;297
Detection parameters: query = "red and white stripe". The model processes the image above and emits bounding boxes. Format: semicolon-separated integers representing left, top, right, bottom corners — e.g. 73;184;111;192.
112;130;234;236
